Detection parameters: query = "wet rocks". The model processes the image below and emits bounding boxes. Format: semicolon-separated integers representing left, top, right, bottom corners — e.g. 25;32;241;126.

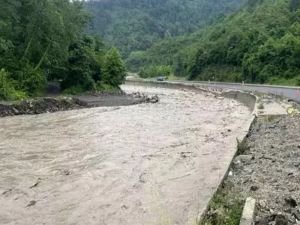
235;155;254;164
130;92;159;104
0;97;80;117
250;185;259;192
26;200;37;207
146;95;159;103
285;197;297;208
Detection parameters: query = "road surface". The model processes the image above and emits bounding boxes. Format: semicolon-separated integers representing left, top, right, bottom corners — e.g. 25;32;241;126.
170;80;300;103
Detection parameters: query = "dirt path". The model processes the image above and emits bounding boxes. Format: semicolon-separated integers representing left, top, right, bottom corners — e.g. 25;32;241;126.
0;84;252;225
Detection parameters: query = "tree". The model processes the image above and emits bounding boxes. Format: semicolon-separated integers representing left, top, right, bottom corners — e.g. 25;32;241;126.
0;0;125;100
103;48;126;86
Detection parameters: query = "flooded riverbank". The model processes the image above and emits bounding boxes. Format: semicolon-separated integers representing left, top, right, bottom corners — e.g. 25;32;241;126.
0;84;252;225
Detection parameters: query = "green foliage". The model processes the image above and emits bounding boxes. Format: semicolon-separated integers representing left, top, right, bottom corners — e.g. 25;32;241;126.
102;48;126;86
96;82;120;93
21;65;47;96
0;0;126;100
130;0;300;85
61;36;102;92
200;186;244;225
0;69;27;101
139;65;172;78
86;0;246;57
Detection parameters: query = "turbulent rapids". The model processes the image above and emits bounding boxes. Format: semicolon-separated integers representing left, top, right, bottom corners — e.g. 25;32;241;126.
0;84;252;225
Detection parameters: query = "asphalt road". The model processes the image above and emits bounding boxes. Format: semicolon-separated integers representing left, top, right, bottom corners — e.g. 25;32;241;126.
169;81;300;104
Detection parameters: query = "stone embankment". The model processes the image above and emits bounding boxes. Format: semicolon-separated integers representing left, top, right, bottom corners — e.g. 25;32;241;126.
201;110;300;225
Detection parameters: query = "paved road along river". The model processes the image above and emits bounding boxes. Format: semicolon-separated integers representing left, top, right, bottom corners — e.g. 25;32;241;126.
0;84;253;225
170;80;300;103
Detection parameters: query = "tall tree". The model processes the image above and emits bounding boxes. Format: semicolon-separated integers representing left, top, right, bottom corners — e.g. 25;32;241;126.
103;48;126;86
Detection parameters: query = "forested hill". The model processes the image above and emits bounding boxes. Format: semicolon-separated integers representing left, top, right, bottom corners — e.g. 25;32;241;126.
0;0;126;101
85;0;246;56
128;0;300;86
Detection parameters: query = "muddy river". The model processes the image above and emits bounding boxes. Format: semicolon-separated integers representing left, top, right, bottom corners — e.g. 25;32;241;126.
0;84;252;225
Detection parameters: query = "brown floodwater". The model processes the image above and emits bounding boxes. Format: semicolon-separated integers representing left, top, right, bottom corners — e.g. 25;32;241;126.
0;84;252;225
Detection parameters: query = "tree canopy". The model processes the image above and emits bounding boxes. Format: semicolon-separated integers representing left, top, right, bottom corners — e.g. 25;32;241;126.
86;0;246;57
0;0;126;100
127;0;300;86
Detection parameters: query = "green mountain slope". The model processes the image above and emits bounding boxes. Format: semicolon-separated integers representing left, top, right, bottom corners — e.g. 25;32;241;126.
0;0;125;100
86;0;246;56
129;0;300;85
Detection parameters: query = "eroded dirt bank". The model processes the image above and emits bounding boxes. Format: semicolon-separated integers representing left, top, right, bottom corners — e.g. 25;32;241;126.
0;84;252;225
0;93;158;117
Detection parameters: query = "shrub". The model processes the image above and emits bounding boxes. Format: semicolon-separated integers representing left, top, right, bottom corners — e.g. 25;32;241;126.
139;65;172;78
20;65;47;96
0;69;27;101
103;48;126;86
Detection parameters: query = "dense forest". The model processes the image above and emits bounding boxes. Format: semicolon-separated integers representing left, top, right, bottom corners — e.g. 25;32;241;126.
86;0;246;57
2;0;299;100
127;0;300;85
0;0;125;101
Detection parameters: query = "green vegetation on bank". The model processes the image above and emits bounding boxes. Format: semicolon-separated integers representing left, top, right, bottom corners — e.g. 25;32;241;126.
128;0;300;86
199;185;244;225
0;0;125;101
139;65;172;78
86;0;245;57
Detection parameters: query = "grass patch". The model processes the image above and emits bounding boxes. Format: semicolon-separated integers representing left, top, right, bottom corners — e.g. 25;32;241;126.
168;74;186;81
268;76;300;86
257;103;264;110
264;115;279;123
236;138;250;155
199;184;244;225
0;69;27;101
199;136;250;224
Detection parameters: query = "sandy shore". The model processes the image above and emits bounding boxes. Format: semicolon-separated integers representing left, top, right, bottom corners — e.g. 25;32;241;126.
0;84;252;225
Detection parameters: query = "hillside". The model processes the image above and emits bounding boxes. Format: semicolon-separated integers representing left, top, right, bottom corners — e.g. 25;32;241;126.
86;0;246;56
0;1;126;101
128;0;300;85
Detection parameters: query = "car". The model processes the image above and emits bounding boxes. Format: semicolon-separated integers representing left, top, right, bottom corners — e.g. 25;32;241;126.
156;76;167;81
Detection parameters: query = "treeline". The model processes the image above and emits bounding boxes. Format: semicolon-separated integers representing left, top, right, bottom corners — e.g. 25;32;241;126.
86;0;245;57
0;0;125;101
129;0;300;85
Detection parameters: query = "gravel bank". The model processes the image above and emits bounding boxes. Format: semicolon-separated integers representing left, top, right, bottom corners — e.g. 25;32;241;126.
214;115;300;225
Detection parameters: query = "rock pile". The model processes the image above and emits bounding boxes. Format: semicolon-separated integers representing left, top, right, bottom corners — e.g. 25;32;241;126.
130;92;159;103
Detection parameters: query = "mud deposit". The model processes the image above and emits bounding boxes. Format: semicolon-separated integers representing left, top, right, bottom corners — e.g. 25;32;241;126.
0;93;155;118
0;84;252;225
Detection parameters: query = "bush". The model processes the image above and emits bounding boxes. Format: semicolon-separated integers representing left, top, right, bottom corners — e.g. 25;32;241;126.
103;48;126;86
296;76;300;86
20;65;47;96
139;65;172;78
0;69;27;101
96;81;120;93
61;37;100;92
